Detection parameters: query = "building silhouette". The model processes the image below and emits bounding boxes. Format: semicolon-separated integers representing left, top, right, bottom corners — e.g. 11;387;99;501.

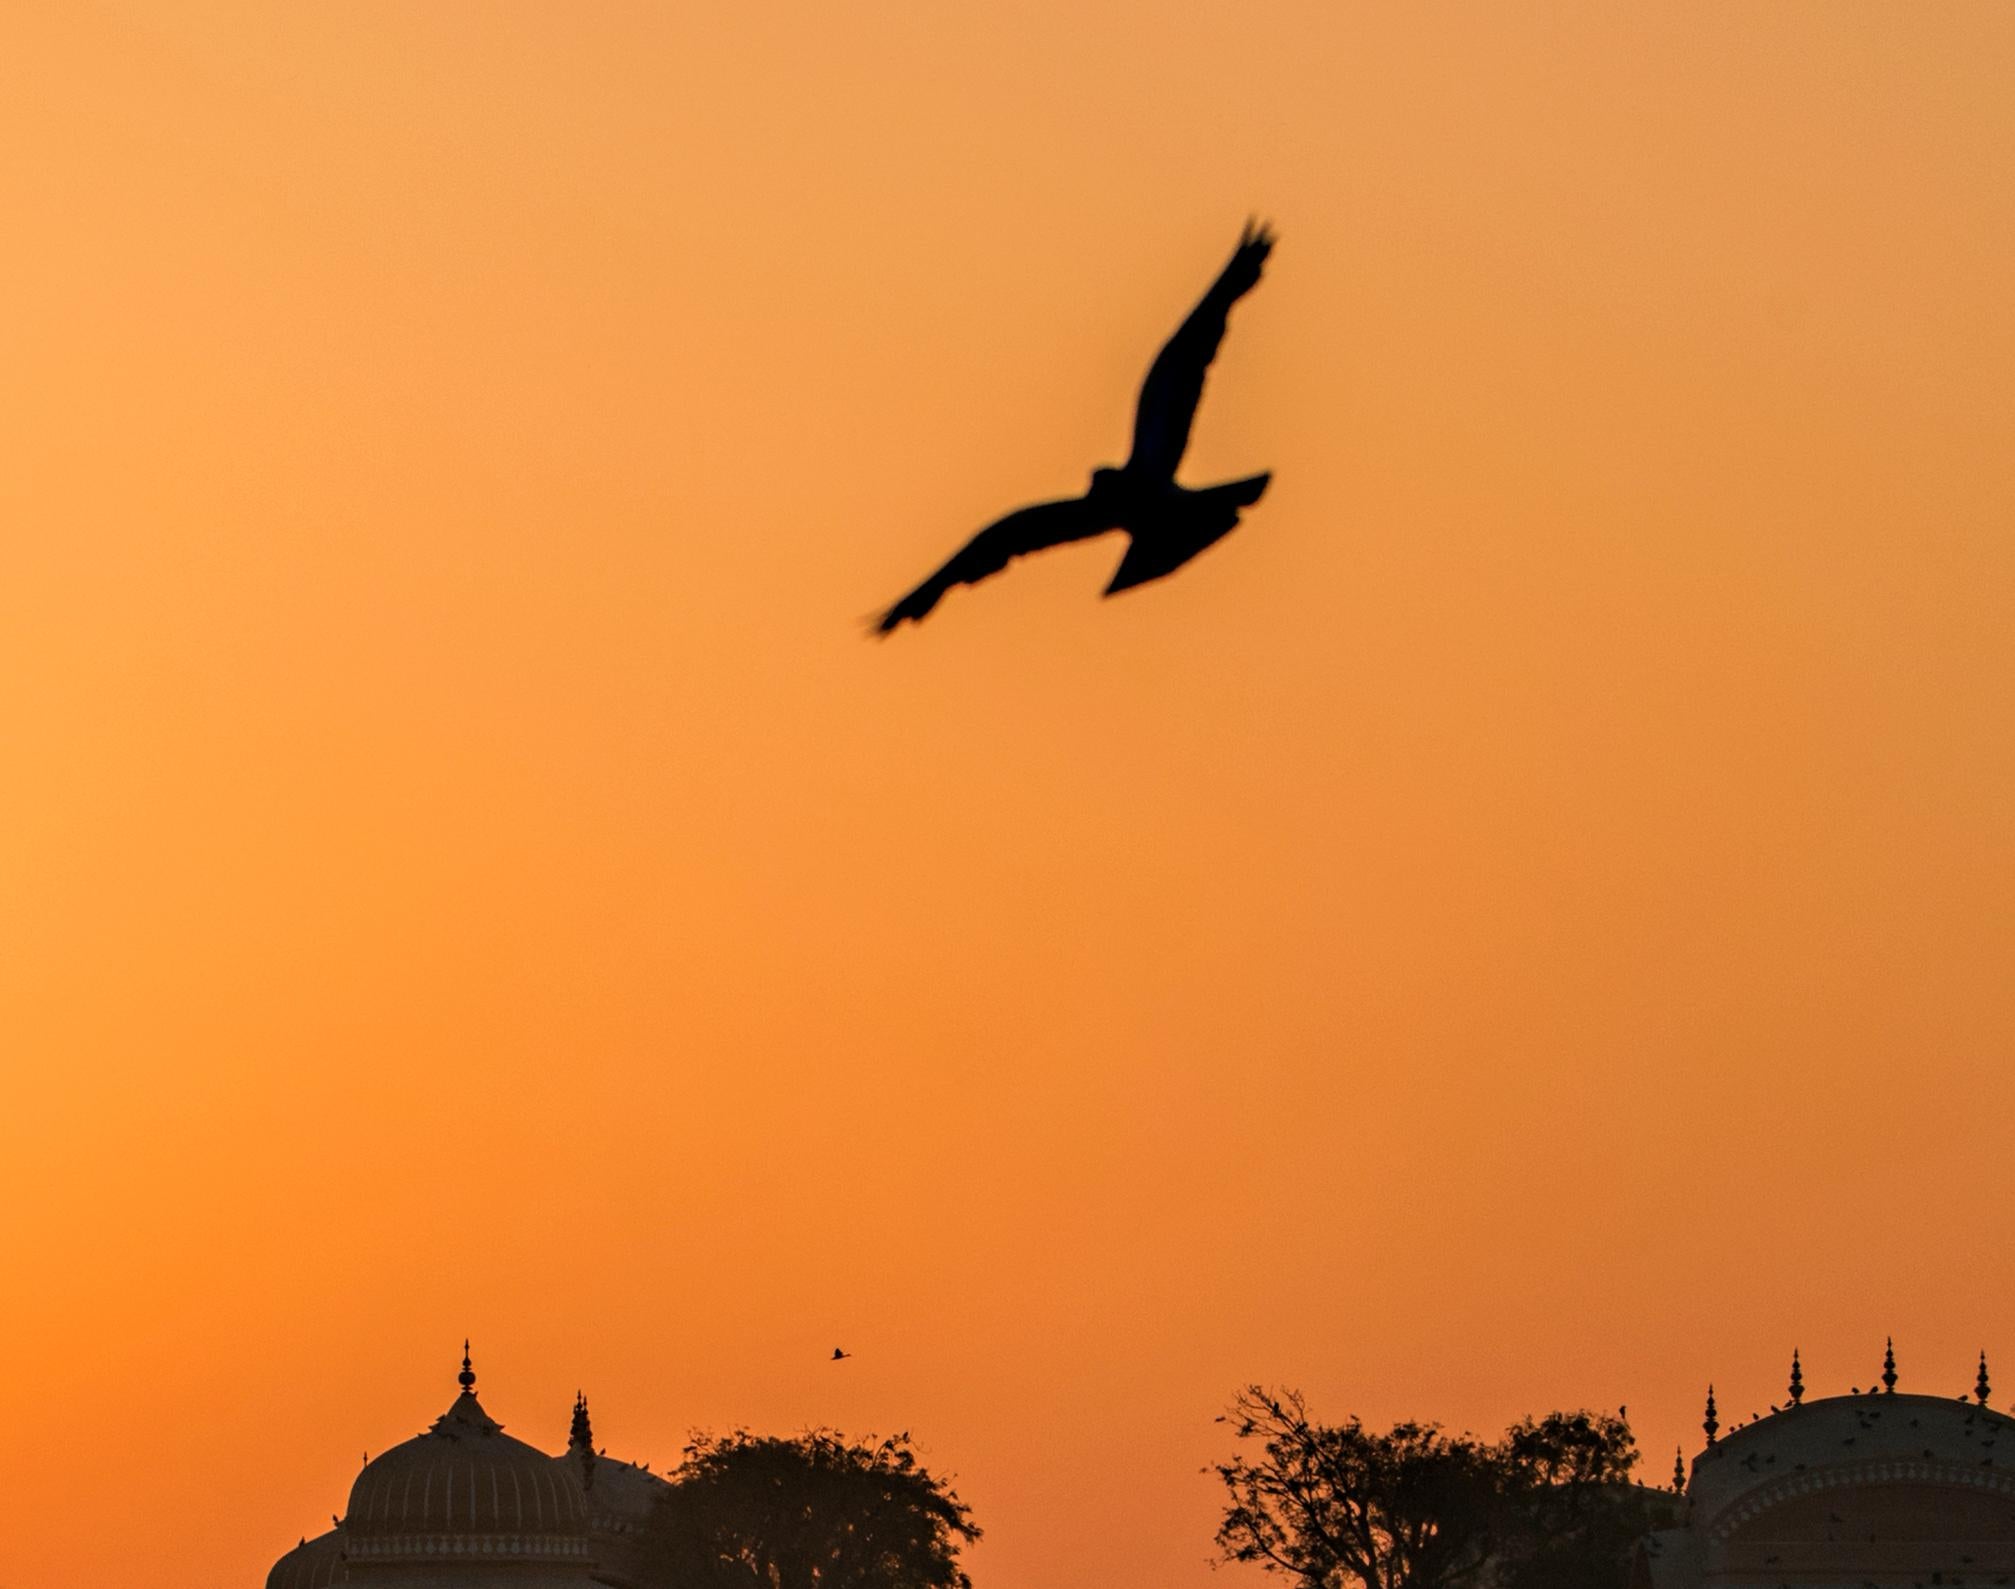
266;1348;666;1589
1634;1345;2015;1586
271;1340;2015;1587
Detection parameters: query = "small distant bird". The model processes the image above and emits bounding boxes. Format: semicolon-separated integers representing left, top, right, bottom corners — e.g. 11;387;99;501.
831;1347;852;1361
874;222;1277;633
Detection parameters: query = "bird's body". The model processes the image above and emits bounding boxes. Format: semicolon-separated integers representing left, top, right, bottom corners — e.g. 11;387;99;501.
875;222;1276;633
1101;470;1273;595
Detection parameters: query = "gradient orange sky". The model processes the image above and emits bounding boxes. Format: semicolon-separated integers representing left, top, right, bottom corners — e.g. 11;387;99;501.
3;4;2014;1586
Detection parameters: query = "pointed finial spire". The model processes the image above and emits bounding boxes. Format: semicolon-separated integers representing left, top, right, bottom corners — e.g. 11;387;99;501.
1882;1336;1897;1394
1978;1351;1992;1406
1788;1348;1804;1407
458;1340;477;1396
569;1390;597;1488
1703;1384;1719;1446
1672;1446;1686;1492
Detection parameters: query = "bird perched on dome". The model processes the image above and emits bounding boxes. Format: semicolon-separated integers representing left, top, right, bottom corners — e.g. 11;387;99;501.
874;221;1277;633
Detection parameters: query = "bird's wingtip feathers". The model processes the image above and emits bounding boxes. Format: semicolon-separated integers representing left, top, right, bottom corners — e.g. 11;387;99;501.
868;588;936;637
1220;218;1275;290
1239;216;1277;251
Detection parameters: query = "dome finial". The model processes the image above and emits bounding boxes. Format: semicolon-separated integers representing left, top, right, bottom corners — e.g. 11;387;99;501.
1703;1384;1719;1447
1672;1446;1685;1492
1882;1336;1897;1394
458;1340;477;1396
1788;1348;1804;1407
1978;1351;1992;1406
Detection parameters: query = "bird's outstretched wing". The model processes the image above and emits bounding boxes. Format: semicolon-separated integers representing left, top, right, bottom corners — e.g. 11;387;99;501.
1126;220;1275;481
874;495;1117;633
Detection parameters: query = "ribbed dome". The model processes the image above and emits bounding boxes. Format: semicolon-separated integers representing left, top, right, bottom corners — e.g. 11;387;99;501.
344;1388;589;1543
265;1528;347;1589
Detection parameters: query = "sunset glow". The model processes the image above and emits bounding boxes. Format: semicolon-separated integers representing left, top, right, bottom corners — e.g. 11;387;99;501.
3;6;2013;1587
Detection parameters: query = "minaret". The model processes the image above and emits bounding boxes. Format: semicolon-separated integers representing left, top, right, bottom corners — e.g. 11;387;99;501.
1672;1447;1686;1493
1788;1348;1804;1407
1881;1337;1898;1394
1703;1385;1719;1448
1978;1352;1992;1407
569;1391;598;1491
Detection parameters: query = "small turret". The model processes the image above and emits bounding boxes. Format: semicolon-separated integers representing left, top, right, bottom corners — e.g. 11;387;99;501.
569;1391;597;1490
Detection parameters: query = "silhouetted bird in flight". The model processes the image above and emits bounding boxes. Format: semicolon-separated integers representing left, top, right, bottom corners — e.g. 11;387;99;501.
874;221;1276;633
831;1347;852;1361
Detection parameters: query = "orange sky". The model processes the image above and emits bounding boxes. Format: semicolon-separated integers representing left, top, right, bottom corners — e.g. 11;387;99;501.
3;4;2014;1586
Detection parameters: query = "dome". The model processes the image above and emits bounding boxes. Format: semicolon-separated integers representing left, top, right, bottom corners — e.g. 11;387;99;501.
578;1453;670;1528
340;1352;592;1569
1634;1376;2015;1588
1686;1388;2015;1530
265;1528;347;1589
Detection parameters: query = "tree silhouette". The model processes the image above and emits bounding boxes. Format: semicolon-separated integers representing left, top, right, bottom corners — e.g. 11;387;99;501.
1214;1388;1653;1589
638;1430;980;1589
1495;1411;1653;1589
1215;1388;1504;1589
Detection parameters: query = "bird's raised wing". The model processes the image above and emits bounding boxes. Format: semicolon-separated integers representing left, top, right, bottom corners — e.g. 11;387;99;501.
874;495;1117;634
1126;221;1274;481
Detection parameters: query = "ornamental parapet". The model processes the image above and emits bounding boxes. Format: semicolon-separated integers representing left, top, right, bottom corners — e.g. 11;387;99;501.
344;1532;595;1563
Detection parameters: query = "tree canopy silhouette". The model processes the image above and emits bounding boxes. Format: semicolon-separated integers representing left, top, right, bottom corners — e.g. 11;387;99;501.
1495;1411;1659;1589
1214;1388;1659;1589
638;1429;980;1589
